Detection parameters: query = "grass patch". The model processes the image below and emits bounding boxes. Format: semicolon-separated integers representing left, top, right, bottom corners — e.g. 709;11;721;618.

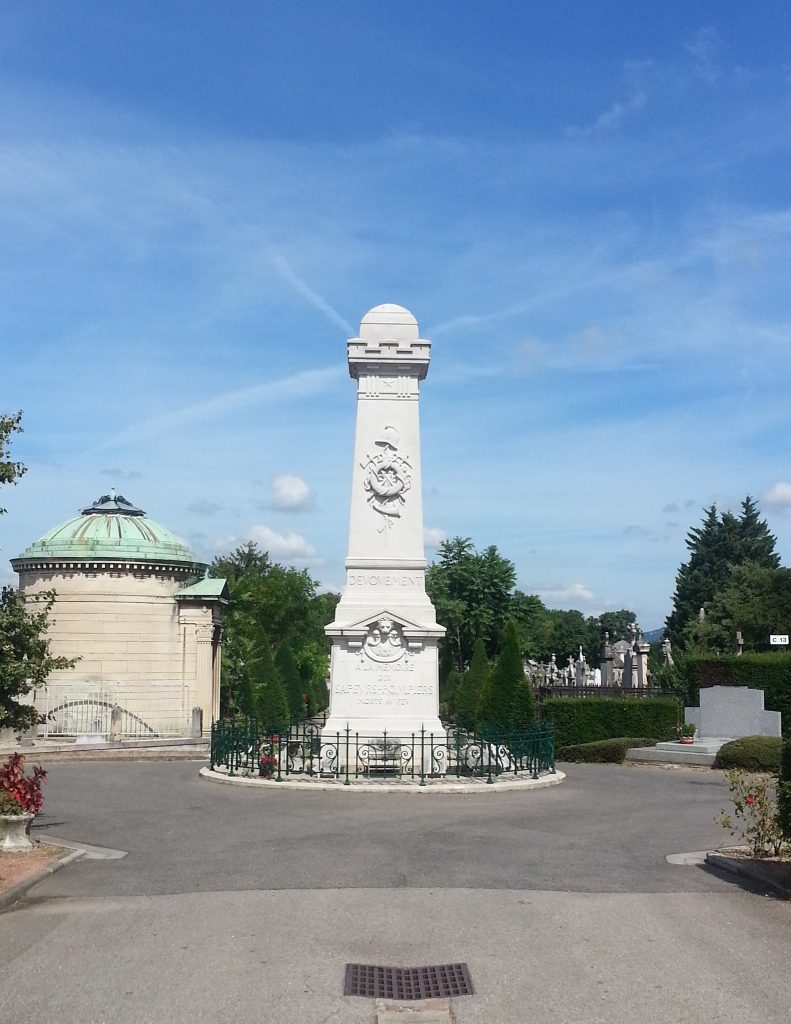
713;736;782;773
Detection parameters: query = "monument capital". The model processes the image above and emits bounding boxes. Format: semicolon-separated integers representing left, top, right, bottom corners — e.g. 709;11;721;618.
348;303;431;381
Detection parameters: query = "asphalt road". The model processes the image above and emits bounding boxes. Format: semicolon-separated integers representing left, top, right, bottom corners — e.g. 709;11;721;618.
2;760;789;1024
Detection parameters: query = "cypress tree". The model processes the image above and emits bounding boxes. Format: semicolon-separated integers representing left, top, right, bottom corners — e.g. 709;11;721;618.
236;660;259;721
455;638;489;731
476;621;524;735
440;668;461;717
276;643;305;722
513;677;537;730
248;630;290;733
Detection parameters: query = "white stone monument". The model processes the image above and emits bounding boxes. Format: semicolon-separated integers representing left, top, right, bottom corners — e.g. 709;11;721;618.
321;304;446;744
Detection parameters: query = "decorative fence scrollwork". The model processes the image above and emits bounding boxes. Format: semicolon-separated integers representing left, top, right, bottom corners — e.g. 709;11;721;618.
210;715;555;785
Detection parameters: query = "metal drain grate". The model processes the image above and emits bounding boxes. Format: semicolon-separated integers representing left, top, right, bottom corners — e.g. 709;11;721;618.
344;963;474;1000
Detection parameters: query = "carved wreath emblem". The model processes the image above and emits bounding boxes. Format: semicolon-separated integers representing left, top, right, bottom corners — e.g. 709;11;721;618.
361;425;412;523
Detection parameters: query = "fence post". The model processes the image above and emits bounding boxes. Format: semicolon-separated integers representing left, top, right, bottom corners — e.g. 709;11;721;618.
191;706;203;738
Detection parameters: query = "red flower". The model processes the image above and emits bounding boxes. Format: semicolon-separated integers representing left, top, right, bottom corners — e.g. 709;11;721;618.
745;795;755;805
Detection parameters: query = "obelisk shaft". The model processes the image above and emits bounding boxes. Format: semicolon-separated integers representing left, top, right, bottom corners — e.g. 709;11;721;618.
322;305;445;741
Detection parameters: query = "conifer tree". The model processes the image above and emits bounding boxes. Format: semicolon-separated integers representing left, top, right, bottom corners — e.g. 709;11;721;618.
276;643;305;722
513;677;537;730
440;668;461;717
455;638;489;730
738;496;780;567
665;499;780;649
248;630;289;732
476;621;524;735
236;660;259;721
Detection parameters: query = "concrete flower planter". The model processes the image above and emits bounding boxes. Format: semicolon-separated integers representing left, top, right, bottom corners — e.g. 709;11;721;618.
0;813;35;853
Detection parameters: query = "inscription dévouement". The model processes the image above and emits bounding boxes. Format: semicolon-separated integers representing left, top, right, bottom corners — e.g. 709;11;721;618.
348;573;421;588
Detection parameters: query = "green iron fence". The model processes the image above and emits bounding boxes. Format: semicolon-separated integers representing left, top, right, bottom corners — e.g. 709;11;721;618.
210;716;555;784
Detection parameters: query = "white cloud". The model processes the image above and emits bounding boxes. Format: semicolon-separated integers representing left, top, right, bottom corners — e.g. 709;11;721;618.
99;365;344;450
566;92;646;138
99;467;143;480
212;524;321;564
535;582;595;605
685;27;722;85
764;482;791;508
268;251;354;334
424;526;447;549
249;524;320;563
187;499;224;516
271;473;313;511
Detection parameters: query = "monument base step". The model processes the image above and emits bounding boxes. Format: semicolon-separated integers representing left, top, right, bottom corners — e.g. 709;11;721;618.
626;738;733;767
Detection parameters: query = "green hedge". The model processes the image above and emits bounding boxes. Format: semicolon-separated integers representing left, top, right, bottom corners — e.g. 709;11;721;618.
540;697;679;748
557;736;657;764
677;654;791;738
713;736;783;772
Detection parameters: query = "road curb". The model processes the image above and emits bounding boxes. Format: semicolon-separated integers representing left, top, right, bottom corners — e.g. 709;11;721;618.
0;845;85;912
199;765;565;794
705;851;791;899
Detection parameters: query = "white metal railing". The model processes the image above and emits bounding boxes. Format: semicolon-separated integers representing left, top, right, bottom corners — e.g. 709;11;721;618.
37;683;194;739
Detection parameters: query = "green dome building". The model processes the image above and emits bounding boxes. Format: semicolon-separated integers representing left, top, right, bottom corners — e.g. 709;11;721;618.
11;492;227;738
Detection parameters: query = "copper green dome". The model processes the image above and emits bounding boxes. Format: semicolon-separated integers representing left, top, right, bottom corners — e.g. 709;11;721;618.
11;492;206;572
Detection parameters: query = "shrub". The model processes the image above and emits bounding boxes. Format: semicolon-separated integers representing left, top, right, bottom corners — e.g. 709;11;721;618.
557;737;657;764
713;736;782;773
716;768;786;857
540;697;679;748
779;739;791;841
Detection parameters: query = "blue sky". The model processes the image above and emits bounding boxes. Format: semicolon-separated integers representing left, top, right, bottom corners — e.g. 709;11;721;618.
2;1;791;630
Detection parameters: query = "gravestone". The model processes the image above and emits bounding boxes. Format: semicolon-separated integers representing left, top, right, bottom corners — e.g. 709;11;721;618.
321;305;446;744
685;685;781;740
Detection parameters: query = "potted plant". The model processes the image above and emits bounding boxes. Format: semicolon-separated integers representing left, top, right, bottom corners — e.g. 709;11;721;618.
258;735;280;779
674;722;696;744
0;753;47;853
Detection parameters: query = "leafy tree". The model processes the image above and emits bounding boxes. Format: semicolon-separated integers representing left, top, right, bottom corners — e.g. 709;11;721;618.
454;638;489;730
597;610;637;643
477;621;524;734
0;418;77;730
0;588;78;732
689;562;791;654
1;411;26;516
210;542;338;714
426;538;517;671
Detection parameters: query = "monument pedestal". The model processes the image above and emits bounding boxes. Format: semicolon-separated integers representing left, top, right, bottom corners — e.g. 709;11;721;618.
322;305;446;754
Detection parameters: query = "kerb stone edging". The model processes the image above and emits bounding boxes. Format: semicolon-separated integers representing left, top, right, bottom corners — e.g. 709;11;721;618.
705;850;791;900
0;843;85;912
199;765;565;794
